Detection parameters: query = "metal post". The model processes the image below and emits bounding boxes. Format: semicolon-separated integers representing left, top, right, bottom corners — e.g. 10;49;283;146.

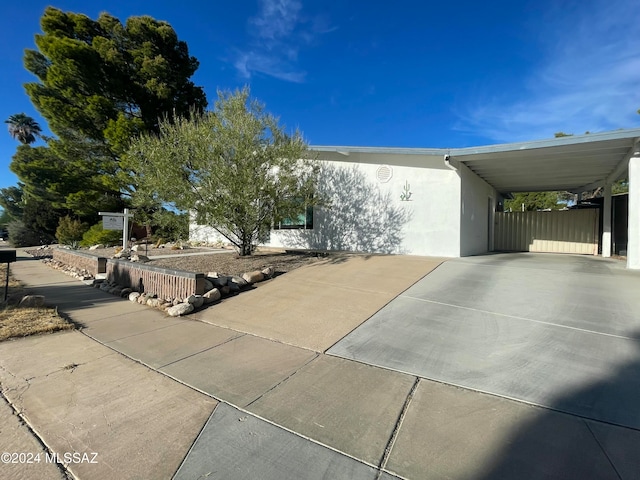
602;183;612;258
4;263;9;302
123;208;130;251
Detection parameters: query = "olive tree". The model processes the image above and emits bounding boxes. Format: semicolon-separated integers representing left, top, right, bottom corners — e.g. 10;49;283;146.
129;88;321;255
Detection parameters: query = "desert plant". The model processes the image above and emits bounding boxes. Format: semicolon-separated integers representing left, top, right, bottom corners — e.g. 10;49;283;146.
56;216;89;246
80;223;122;247
7;220;49;247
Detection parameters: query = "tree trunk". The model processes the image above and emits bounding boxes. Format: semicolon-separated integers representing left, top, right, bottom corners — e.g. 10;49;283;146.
239;234;252;256
240;242;252;256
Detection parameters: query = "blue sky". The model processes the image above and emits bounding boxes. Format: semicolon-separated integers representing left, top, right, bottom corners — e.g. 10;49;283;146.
1;0;639;190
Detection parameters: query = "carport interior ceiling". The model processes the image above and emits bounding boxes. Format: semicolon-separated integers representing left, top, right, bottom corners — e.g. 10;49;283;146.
454;129;640;194
312;128;640;196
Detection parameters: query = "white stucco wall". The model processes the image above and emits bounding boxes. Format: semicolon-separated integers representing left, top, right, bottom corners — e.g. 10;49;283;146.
189;223;224;244
189;155;464;257
264;156;461;257
459;162;498;256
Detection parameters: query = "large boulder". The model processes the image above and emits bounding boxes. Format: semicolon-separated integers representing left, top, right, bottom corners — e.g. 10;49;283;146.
89;244;105;250
206;273;228;288
242;271;265;284
203;288;221;304
203;279;215;292
261;266;275;278
146;298;162;308
167;303;194;317
130;254;150;263
129;292;141;302
19;295;45;308
230;276;248;288
186;294;204;309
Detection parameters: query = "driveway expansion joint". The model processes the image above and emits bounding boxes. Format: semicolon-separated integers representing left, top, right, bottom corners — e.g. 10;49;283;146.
584;420;624;480
244;353;320;408
156;332;247;369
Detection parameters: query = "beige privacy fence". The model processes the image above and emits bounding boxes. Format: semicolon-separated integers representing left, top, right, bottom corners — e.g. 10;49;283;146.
494;209;599;254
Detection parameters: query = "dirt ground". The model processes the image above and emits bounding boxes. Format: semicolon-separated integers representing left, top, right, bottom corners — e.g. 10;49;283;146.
36;246;326;276
147;251;324;276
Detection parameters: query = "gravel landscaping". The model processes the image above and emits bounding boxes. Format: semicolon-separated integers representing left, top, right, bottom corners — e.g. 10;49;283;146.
148;251;323;276
28;246;326;276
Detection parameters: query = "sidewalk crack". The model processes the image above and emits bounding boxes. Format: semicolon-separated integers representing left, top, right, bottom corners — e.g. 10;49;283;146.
376;377;420;479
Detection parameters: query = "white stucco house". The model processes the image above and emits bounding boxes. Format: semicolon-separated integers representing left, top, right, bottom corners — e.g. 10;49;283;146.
190;128;640;269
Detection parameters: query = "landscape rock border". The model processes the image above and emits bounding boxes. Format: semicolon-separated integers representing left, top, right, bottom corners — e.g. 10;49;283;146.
41;257;94;281
94;265;276;317
34;249;277;317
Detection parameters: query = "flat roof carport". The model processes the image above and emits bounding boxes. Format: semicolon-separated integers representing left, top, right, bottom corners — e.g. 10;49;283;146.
312;128;640;268
449;129;640;194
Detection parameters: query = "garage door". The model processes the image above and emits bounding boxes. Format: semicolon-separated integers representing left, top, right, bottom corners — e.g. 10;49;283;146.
494;209;599;254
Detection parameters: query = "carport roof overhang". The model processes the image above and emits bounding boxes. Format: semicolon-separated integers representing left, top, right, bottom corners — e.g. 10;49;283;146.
311;128;640;195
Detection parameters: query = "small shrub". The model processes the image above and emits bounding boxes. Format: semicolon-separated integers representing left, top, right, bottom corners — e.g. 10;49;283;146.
7;220;49;247
81;223;122;247
56;216;89;246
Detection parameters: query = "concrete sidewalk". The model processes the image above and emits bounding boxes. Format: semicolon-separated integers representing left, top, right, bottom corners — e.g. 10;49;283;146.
2;248;639;479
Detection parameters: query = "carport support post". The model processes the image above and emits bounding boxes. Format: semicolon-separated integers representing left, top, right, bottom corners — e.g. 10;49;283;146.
628;152;640;269
602;183;612;258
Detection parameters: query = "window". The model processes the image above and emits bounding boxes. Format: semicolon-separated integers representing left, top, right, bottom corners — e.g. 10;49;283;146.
274;204;313;230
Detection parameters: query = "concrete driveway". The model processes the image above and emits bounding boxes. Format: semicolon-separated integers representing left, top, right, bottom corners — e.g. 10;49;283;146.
328;253;640;429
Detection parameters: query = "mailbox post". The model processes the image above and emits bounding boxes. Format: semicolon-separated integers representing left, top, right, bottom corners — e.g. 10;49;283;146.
1;250;17;302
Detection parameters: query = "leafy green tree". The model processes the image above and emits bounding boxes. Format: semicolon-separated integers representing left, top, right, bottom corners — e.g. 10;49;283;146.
505;192;563;211
130;87;322;256
612;180;628;194
25;7;206;148
56;216;89;246
21;198;60;243
13;7;207;227
0;186;24;220
0;208;11;227
7;220;43;247
5;113;42;144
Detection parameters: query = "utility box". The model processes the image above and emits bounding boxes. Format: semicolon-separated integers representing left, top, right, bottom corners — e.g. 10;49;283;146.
0;250;16;263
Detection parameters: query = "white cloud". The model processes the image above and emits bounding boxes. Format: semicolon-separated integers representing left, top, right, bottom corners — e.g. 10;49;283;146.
249;0;302;43
234;51;306;83
233;0;335;82
456;0;640;143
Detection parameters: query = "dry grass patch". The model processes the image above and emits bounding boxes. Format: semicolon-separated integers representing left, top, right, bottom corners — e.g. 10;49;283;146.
0;307;74;341
0;264;74;342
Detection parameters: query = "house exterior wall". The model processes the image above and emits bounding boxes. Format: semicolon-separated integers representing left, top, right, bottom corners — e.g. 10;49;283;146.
189;213;225;245
189;155;462;257
188;155;501;258
459;162;499;256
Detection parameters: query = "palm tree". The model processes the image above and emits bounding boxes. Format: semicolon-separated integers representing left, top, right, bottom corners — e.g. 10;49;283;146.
5;113;42;144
